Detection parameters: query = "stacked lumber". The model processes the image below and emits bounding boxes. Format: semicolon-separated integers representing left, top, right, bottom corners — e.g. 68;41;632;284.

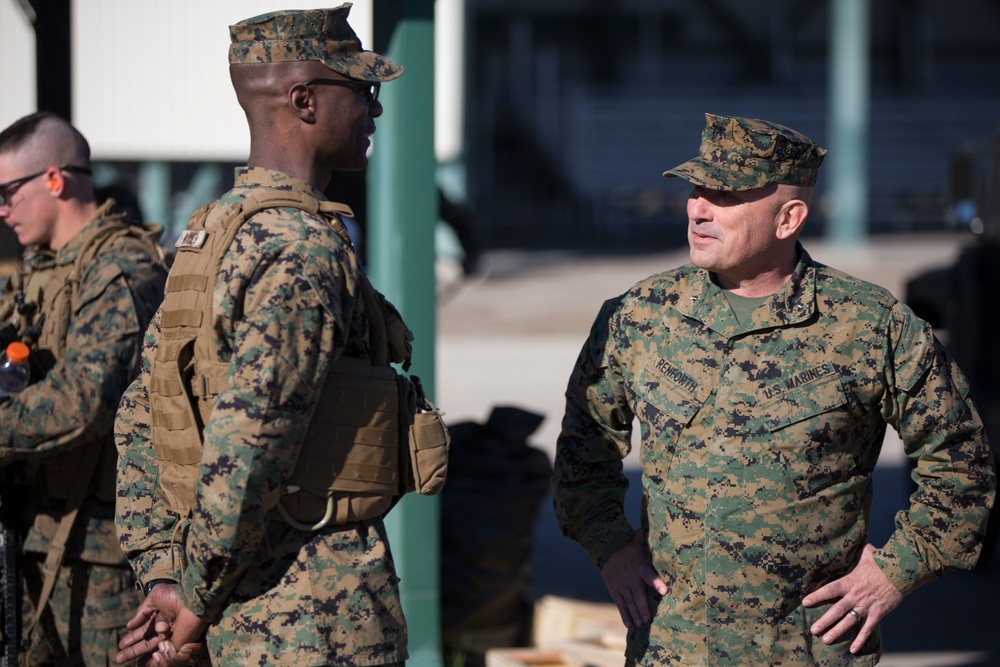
486;596;626;667
531;595;625;650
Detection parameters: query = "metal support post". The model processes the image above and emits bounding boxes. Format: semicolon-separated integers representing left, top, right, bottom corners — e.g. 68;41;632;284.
368;2;441;667
827;0;870;246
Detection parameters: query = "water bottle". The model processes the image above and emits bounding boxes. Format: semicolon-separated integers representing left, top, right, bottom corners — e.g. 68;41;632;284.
0;341;30;397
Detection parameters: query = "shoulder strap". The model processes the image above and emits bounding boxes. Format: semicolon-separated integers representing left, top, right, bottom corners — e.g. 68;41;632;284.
193;188;380;363
51;221;164;356
357;266;389;367
63;219;168;309
238;192;393;367
164;189;361;379
239;190;397;366
27;444;102;640
194;189;355;292
165;186;398;408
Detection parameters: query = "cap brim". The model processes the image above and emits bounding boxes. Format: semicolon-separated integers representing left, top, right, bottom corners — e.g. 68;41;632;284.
662;157;763;192
662;158;716;186
325;50;404;82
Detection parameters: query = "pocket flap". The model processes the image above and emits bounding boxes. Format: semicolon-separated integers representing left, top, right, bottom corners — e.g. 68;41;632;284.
761;370;847;431
636;356;709;425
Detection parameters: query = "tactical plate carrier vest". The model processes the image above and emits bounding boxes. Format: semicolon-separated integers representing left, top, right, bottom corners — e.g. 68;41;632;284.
148;189;448;530
1;202;167;502
1;204;169;647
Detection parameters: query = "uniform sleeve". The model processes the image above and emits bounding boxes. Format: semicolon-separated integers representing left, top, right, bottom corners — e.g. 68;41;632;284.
552;296;637;571
0;250;157;459
115;308;188;584
180;226;353;622
873;302;996;595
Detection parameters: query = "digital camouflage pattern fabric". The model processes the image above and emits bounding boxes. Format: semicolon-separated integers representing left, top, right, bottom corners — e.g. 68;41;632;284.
115;168;407;666
229;3;403;83
663;113;827;190
21;553;138;666
0;202;167;665
553;245;995;666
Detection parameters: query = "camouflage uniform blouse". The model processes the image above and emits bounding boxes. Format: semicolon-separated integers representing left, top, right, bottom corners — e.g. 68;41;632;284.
553;245;995;667
115;168;407;666
0;202;166;565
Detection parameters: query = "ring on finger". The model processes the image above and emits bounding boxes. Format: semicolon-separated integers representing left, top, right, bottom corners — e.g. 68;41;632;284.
848;609;862;622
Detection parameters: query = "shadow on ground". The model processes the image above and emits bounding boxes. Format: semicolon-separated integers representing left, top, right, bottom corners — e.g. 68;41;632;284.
530;466;1000;662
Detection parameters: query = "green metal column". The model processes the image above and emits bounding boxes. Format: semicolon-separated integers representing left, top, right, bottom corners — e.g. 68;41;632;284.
138;161;171;234
368;3;441;667
826;0;870;246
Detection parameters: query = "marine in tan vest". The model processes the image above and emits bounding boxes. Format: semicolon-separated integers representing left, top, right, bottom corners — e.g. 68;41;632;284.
114;5;445;666
0;111;168;665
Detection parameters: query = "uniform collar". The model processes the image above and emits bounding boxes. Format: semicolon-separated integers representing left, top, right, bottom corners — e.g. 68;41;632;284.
233;166;327;201
675;242;817;337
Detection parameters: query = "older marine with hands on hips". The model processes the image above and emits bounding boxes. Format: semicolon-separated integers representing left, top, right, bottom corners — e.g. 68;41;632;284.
552;113;996;666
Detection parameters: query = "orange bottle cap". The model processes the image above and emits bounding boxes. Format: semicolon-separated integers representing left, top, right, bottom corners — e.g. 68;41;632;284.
6;341;30;362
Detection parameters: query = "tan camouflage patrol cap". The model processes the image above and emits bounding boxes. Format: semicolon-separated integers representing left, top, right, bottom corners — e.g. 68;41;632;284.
663;113;826;191
229;3;403;82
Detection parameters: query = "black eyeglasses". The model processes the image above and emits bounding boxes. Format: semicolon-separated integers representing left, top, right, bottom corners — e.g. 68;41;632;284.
302;78;380;104
0;165;92;207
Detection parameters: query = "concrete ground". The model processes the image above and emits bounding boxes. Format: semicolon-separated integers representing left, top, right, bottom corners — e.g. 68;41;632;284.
436;232;999;667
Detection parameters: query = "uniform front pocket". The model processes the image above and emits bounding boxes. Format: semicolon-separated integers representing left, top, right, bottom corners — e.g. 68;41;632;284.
634;356;709;485
759;370;857;499
761;370;847;431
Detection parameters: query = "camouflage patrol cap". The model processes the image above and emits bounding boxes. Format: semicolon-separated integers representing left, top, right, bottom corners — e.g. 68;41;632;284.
663;113;826;191
229;3;402;82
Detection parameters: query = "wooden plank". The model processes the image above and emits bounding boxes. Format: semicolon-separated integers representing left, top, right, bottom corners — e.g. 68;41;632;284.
532;595;625;649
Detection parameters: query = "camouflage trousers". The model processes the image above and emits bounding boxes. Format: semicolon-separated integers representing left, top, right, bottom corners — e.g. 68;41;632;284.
20;553;140;667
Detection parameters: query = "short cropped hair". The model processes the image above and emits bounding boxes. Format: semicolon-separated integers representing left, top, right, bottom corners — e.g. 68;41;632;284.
0;111;91;165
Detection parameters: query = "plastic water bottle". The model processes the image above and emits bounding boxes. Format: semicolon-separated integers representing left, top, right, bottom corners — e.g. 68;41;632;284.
0;341;30;397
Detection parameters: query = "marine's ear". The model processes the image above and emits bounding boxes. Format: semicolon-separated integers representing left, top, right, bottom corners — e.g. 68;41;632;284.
288;83;317;123
46;167;65;197
776;198;809;240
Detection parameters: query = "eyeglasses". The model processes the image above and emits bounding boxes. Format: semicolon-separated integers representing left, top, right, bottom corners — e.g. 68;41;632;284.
302;78;380;104
0;165;92;207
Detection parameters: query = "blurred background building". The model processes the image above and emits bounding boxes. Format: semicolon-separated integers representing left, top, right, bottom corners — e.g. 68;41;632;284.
464;0;1000;251
3;0;999;258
